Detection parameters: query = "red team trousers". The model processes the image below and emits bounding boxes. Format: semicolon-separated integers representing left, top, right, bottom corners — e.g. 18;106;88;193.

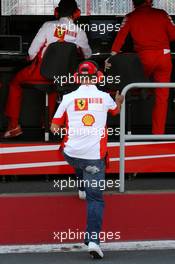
5;58;57;128
112;5;175;134
139;50;172;134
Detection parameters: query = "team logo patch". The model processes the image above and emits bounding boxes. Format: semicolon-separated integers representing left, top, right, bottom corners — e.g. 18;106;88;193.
82;114;95;126
75;98;88;111
54;26;66;42
88;98;103;111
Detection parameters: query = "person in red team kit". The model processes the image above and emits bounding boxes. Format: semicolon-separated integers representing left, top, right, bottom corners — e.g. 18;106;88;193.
110;0;175;134
4;0;91;138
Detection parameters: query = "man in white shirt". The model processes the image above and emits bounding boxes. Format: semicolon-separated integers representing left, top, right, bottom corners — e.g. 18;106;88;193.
51;60;124;259
4;0;92;138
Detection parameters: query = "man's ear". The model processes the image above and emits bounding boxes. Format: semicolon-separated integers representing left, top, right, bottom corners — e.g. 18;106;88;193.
54;7;59;18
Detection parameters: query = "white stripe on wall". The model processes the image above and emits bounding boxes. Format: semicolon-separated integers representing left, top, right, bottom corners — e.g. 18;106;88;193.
1;145;60;154
1;154;175;170
1;142;175;154
110;153;175;162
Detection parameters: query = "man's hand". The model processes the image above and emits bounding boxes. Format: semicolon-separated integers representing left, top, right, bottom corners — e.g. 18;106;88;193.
104;52;117;72
26;56;30;62
105;57;112;72
115;90;124;111
50;123;60;135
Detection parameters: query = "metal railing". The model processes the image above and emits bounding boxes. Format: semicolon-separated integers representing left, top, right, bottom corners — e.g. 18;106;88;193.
119;83;175;193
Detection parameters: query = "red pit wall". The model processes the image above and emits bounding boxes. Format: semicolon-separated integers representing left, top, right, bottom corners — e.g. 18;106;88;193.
1;142;175;175
0;193;175;245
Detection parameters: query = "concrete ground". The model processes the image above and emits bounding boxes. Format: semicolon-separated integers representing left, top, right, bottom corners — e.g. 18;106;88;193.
1;250;175;264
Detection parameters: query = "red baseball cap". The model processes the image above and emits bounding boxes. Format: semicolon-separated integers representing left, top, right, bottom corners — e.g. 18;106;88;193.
74;60;104;84
77;61;98;76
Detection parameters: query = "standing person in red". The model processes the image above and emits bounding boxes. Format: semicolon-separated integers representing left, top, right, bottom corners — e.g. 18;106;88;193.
110;0;175;134
4;0;91;138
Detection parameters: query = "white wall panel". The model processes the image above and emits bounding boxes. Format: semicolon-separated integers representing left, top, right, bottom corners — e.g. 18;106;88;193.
1;0;175;16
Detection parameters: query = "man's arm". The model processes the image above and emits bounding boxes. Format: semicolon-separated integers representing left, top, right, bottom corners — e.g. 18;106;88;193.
108;91;124;116
50;96;67;135
111;16;130;53
28;22;48;61
105;16;130;71
50;123;61;135
115;90;124;112
76;30;92;58
165;12;175;42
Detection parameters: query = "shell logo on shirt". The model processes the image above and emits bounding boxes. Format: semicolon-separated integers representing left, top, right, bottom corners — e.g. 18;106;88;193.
82;114;95;126
75;98;88;111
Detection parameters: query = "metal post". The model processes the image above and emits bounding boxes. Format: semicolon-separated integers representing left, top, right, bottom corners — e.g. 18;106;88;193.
119;96;126;193
119;83;175;193
45;93;49;142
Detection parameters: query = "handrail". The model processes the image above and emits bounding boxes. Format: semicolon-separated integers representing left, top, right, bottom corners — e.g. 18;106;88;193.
119;83;175;193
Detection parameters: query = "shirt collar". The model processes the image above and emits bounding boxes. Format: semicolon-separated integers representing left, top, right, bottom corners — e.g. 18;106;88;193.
78;84;98;91
136;3;152;10
59;17;74;24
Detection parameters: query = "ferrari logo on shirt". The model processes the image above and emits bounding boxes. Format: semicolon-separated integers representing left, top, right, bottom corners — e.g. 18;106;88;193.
54;26;66;42
82;114;95;126
75;98;88;111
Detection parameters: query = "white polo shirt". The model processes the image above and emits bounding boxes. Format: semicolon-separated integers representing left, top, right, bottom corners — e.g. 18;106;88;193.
28;17;92;60
52;85;119;160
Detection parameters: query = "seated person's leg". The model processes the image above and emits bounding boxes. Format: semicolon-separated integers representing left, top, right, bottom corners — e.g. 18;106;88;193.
4;66;32;137
48;91;58;122
4;61;49;138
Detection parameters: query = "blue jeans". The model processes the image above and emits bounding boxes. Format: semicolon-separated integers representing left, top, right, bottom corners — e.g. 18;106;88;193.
75;168;85;191
64;152;105;245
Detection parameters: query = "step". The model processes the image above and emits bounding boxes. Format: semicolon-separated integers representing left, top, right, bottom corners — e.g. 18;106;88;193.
1;192;175;245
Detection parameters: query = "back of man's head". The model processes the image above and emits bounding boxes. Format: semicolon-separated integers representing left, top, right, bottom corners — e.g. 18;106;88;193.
132;0;153;7
57;0;78;18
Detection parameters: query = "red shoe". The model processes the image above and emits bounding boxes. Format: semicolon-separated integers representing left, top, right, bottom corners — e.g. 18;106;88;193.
3;125;23;138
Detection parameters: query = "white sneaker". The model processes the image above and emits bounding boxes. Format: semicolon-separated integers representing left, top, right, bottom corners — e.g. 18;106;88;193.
88;242;104;259
78;190;86;200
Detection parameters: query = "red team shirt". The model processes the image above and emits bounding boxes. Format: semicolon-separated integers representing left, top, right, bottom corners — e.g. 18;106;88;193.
112;5;175;54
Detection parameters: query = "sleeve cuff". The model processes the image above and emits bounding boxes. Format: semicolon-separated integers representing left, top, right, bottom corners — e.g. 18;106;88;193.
52;117;65;125
108;106;120;116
